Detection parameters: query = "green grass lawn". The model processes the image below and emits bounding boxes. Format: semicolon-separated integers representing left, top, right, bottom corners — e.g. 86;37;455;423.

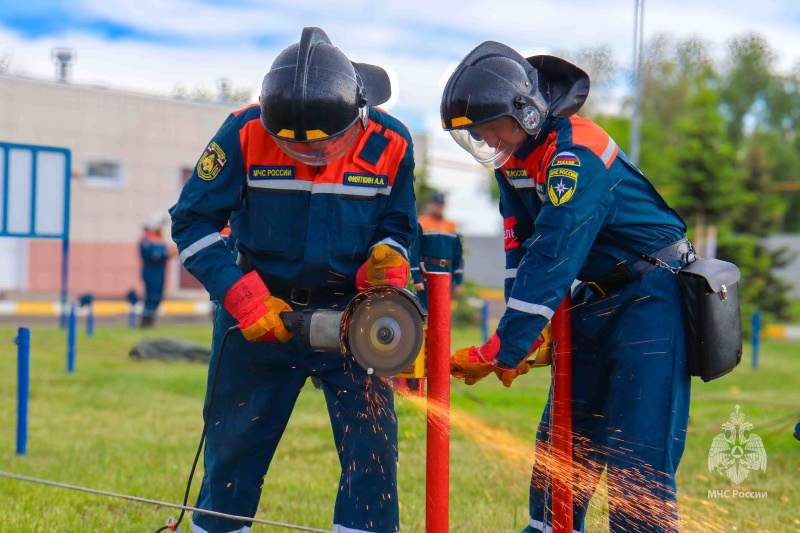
0;324;798;532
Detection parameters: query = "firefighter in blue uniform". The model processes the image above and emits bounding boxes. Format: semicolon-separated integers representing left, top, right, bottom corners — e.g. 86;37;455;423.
442;42;693;533
139;212;170;328
409;193;464;308
170;28;416;533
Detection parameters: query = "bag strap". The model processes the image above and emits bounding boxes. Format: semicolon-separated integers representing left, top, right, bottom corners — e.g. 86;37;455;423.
594;231;661;266
595;231;688;274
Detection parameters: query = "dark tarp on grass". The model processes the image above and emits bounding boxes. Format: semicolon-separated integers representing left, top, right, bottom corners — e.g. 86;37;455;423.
129;338;211;363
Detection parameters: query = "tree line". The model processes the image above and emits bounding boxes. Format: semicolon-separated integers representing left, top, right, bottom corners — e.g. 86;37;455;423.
574;33;800;321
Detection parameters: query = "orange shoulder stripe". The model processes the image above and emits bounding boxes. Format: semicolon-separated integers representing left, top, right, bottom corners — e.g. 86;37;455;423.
568;116;618;169
233;103;259;116
376;128;408;185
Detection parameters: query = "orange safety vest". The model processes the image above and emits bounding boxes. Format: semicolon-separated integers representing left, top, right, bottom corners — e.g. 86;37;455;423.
418;214;457;234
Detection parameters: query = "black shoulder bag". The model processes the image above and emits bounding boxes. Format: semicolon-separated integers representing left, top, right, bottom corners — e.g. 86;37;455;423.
597;233;743;382
677;258;743;381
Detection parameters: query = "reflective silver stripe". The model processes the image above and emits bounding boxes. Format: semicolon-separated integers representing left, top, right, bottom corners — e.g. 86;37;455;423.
190;521;250;533
246;178;392;196
507;298;554;318
180;233;223;262
453;268;464;274
423;231;459;237
246;178;313;191
312;183;392;196
530;518;581;533
372;238;408;260
333;524;374;533
505;268;518;279
510;178;536;189
600;136;618;166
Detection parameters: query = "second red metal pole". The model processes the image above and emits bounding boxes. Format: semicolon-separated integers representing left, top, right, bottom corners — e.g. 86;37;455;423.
425;272;451;533
551;295;573;533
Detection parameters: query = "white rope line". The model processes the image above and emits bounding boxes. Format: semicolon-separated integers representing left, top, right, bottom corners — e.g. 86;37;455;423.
0;471;330;533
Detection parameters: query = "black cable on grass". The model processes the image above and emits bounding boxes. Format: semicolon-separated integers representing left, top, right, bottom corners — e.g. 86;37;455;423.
155;324;240;533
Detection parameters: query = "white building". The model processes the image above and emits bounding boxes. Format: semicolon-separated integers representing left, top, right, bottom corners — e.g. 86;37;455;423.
0;67;239;298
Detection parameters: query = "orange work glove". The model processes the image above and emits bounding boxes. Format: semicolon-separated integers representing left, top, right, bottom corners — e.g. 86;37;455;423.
223;271;293;342
356;244;411;290
493;324;552;387
449;345;495;385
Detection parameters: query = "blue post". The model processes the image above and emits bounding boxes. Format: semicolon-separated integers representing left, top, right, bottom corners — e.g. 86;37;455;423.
79;294;94;337
67;303;77;373
751;310;761;370
481;299;489;343
86;305;94;337
60;237;70;329
127;290;138;329
15;328;30;455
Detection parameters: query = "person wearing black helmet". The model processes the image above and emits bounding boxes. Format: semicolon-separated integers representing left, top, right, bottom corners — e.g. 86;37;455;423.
443;42;693;533
170;27;416;533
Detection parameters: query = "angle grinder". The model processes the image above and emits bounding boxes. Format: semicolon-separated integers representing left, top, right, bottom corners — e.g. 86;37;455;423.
280;286;427;376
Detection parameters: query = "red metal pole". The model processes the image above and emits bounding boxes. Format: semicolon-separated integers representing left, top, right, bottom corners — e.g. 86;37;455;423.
425;272;451;533
551;295;573;533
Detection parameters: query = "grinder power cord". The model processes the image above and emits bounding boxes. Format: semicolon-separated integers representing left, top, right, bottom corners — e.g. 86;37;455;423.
156;286;426;532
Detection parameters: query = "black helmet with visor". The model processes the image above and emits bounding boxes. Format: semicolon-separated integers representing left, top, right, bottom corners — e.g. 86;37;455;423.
261;27;392;166
441;41;590;168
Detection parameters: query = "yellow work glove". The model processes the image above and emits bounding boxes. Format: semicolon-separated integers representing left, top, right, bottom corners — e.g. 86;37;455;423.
356;244;411;290
223;271;294;342
251;295;294;342
450;345;495;385
493;324;553;387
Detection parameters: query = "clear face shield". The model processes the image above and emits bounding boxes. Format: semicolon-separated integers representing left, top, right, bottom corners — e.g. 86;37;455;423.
449;117;525;169
274;121;361;166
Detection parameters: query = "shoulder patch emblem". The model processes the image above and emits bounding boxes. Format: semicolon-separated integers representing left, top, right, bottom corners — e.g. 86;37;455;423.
547;167;579;206
551;151;581;167
197;142;227;181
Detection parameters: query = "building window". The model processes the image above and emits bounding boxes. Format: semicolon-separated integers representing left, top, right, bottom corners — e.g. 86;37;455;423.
85;160;123;188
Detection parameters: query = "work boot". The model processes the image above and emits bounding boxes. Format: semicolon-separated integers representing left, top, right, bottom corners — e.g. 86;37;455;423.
139;315;155;328
794;421;800;441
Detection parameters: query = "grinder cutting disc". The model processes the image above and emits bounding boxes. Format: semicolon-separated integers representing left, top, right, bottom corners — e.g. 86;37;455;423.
347;290;425;376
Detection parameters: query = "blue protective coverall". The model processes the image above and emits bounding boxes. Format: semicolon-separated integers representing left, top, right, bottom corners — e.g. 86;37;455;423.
409;223;464;307
170;104;416;533
139;230;169;319
494;115;692;533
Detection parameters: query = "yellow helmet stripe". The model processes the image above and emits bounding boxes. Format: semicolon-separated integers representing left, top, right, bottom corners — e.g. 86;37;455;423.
451;116;473;127
306;129;328;140
276;129;295;139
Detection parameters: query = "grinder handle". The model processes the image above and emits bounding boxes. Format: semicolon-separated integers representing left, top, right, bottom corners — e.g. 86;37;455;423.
280;311;303;331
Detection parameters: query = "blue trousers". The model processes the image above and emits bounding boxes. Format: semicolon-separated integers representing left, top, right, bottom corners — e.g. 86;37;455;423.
192;302;399;533
142;268;165;318
524;268;691;533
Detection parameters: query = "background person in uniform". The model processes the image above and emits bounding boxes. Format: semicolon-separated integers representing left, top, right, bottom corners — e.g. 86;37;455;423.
410;192;464;306
417;190;457;233
139;211;171;328
401;192;463;394
170;27;416;533
442;41;694;533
